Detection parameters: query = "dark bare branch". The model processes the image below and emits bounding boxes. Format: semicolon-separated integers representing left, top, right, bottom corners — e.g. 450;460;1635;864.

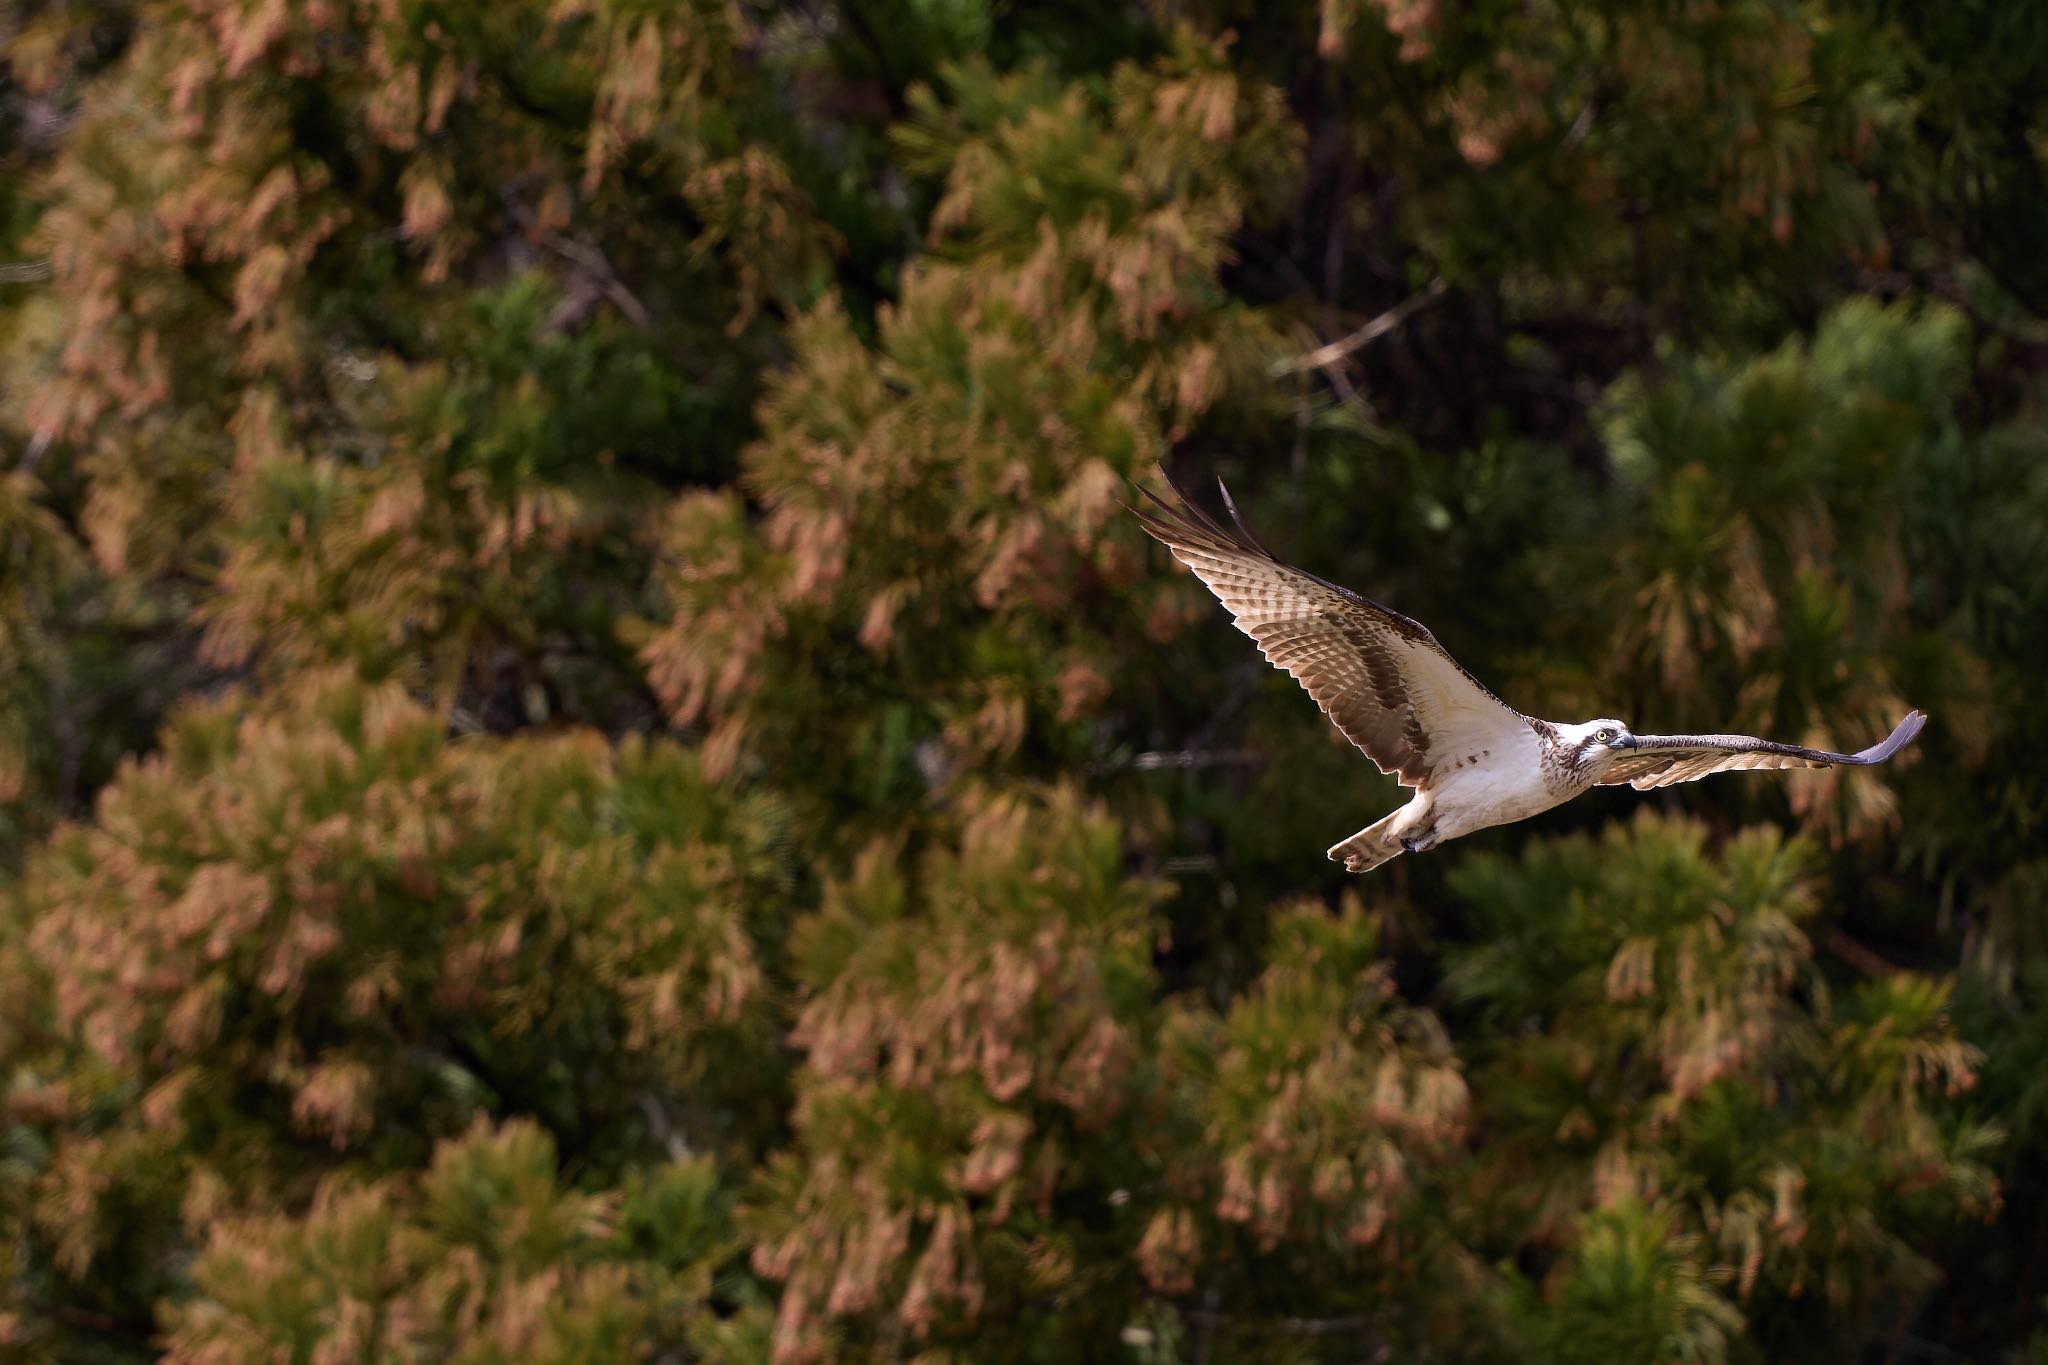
1271;277;1447;376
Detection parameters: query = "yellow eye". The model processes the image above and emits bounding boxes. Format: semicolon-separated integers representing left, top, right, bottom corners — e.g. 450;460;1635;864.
1596;728;1614;742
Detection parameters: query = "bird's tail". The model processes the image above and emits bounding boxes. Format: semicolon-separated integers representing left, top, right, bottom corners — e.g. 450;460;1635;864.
1327;811;1407;874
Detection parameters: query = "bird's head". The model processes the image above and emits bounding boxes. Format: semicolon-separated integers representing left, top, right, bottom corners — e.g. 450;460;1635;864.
1564;718;1636;771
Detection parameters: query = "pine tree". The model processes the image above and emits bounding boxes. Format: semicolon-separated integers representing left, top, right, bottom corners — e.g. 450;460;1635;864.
2;0;2046;1359
0;674;792;1355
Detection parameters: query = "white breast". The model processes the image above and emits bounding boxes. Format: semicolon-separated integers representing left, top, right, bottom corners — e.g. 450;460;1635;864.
1427;727;1569;839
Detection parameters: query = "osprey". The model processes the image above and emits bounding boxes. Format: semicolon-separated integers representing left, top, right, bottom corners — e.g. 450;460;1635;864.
1132;473;1927;873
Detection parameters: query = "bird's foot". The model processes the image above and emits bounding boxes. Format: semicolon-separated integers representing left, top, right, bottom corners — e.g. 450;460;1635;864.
1401;837;1420;854
1401;831;1440;855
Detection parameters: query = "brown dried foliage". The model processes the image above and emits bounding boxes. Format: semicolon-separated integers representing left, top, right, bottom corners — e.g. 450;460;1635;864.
750;785;1167;1360
12;671;786;1281
644;41;1299;786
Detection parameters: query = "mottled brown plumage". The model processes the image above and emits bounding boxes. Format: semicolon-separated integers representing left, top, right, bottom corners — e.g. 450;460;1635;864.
1596;719;1927;790
1132;469;1928;873
1130;476;1522;791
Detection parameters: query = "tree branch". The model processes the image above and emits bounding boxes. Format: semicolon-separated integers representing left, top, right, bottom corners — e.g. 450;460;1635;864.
1270;277;1446;377
1184;1307;1388;1348
1825;928;1897;978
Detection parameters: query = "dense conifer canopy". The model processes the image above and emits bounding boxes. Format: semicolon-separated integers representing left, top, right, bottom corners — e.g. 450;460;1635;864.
1;0;2045;1359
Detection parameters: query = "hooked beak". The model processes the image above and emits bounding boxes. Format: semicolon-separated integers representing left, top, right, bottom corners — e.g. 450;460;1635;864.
1610;734;1636;750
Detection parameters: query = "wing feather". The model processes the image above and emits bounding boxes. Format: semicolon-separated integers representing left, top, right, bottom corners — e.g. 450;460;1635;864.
1132;470;1529;788
1598;711;1928;790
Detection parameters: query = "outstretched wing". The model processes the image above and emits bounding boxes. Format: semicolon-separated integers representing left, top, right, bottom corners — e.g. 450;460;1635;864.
1598;711;1928;790
1131;469;1530;789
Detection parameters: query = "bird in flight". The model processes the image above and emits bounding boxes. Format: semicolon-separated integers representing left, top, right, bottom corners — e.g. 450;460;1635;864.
1131;471;1927;873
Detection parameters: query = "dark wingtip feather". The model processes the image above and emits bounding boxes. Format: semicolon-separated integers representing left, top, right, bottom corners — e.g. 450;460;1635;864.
1166;468;1240;545
1850;709;1929;764
1127;463;1277;564
1215;476;1278;559
1129;477;1214;547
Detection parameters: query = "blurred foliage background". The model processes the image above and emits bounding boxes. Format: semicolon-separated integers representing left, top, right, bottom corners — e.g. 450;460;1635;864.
0;0;2044;1359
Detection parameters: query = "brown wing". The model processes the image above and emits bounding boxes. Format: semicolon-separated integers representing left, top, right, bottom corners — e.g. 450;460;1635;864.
1598;711;1928;790
1131;469;1531;789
